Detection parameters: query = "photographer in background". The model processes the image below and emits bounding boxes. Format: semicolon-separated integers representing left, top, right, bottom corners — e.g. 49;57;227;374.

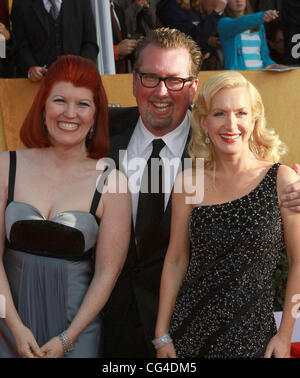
11;0;99;82
110;0;144;73
117;0;157;37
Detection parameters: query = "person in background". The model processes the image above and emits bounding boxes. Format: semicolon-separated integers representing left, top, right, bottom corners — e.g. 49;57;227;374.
0;0;15;78
156;0;227;69
11;0;99;82
0;55;131;358
217;0;285;70
110;0;140;73
116;0;157;37
154;71;300;358
249;0;282;13
266;18;285;65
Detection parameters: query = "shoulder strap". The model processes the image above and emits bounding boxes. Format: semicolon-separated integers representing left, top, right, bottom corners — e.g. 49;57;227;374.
7;151;17;205
89;166;109;216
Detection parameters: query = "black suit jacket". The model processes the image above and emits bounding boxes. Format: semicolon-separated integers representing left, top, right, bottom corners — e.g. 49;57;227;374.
111;2;132;73
104;107;190;356
11;0;99;77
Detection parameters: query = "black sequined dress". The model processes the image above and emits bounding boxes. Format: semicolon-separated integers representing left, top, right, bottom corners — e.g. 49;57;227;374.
170;164;285;358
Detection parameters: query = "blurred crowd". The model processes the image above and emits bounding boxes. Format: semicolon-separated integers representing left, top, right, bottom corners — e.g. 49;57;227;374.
0;0;299;79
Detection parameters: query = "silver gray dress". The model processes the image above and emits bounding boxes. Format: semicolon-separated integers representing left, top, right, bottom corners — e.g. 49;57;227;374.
0;151;105;358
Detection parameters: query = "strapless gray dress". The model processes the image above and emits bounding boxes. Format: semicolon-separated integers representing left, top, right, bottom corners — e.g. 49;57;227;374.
0;151;105;358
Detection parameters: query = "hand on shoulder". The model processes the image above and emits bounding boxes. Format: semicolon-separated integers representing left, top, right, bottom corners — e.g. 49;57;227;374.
277;164;300;212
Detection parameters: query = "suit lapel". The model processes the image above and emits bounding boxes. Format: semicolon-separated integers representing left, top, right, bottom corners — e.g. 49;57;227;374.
31;0;50;36
109;125;136;171
108;107;140;263
109;107;140;170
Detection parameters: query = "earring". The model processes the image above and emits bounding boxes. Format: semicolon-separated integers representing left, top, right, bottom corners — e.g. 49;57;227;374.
87;126;94;140
250;133;254;142
205;132;211;144
43;120;48;135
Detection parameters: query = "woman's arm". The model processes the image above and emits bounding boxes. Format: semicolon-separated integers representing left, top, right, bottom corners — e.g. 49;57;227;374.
40;169;131;357
0;152;44;358
265;165;300;358
155;172;193;358
217;12;265;39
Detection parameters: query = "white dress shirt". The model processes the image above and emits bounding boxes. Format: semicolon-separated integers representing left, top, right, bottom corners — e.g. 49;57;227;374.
122;115;190;226
43;0;62;13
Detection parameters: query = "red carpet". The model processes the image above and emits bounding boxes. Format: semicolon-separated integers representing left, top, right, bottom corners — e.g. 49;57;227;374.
291;342;300;358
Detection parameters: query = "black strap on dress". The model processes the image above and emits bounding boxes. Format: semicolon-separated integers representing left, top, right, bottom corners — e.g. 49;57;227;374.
89;165;109;217
7;151;17;206
8;150;109;219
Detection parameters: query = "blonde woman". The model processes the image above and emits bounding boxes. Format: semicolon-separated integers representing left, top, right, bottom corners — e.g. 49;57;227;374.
154;71;300;358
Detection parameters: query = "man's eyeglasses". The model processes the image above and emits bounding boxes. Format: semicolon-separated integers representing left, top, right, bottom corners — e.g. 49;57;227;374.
136;72;195;92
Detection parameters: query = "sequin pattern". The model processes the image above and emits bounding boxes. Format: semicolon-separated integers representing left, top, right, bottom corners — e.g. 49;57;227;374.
170;164;285;358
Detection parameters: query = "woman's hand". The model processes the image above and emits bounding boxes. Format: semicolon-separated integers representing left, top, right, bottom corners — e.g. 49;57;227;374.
265;63;288;69
41;336;64;358
14;324;44;358
264;333;291;358
156;342;177;358
263;10;279;23
29;66;48;82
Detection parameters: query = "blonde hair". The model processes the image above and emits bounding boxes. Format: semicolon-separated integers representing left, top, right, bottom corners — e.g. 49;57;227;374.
189;71;287;169
134;27;202;77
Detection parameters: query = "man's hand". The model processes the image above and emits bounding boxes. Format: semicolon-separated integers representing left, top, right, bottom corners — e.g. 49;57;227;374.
29;66;48;82
0;22;10;40
208;36;221;49
281;164;300;212
117;38;138;57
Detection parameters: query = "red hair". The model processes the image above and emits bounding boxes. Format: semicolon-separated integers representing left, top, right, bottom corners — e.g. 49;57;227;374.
20;55;109;159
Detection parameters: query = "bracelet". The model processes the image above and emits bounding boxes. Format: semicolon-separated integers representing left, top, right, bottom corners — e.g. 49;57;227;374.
152;333;173;350
28;66;38;78
113;45;119;61
58;330;75;354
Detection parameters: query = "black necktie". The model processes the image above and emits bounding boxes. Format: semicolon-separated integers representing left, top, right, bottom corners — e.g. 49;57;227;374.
135;139;165;259
49;0;59;20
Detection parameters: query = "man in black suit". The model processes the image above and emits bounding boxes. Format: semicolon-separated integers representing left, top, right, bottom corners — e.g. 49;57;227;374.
103;27;202;358
11;0;99;81
110;0;138;73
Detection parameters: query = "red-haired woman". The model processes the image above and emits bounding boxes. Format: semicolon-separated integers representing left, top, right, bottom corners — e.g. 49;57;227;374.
0;55;131;358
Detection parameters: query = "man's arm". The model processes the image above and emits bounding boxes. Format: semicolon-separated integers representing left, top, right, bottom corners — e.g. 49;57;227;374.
281;164;300;212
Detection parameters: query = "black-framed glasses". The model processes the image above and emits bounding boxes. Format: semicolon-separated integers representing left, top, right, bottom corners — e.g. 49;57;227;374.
136;72;195;92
